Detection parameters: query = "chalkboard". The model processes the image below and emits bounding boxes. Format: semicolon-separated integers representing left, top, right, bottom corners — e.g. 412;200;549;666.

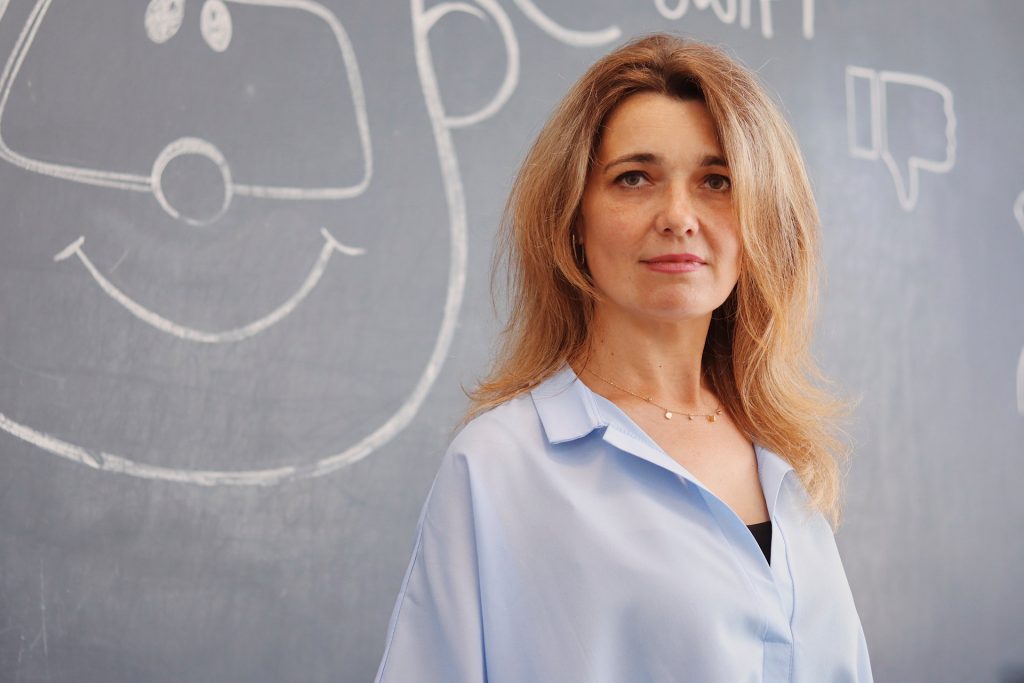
0;1;1021;681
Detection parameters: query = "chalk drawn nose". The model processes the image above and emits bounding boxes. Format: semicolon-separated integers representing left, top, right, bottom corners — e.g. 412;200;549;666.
145;0;185;44
151;137;233;226
201;0;233;53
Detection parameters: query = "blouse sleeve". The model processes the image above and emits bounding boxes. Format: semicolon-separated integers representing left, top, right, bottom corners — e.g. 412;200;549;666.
374;446;487;683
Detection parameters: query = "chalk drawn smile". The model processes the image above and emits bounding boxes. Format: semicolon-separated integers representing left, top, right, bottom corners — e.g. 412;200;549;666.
53;228;365;343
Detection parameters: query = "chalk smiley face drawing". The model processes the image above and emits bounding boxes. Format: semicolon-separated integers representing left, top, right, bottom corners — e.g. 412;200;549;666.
0;0;467;484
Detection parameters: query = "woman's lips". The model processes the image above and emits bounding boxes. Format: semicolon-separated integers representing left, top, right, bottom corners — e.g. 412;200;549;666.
642;254;706;273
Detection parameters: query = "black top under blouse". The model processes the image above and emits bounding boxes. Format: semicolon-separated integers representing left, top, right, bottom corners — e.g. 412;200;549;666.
746;520;772;564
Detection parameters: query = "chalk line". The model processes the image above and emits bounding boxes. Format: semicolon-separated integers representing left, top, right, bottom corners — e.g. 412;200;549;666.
1018;346;1024;417
659;0;816;40
420;1;519;129
53;228;363;344
736;0;768;37
803;0;814;39
657;0;741;23
0;0;373;224
201;0;232;53
150;137;234;226
512;0;619;47
878;71;956;212
145;0;185;44
1014;190;1024;235
0;412;296;484
226;0;373;201
846;66;881;161
0;0;471;485
845;66;956;212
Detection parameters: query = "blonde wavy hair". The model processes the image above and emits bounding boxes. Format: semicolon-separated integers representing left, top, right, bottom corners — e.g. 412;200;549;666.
466;33;849;525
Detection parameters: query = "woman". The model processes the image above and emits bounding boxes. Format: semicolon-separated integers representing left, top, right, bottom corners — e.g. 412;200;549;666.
375;34;872;682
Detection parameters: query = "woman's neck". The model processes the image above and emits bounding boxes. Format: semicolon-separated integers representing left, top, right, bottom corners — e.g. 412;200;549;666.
573;306;715;410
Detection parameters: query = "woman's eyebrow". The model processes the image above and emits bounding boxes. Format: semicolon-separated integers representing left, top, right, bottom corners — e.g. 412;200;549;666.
699;154;729;168
602;152;658;173
602;151;729;173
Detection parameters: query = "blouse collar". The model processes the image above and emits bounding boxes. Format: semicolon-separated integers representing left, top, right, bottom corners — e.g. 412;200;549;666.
530;363;796;517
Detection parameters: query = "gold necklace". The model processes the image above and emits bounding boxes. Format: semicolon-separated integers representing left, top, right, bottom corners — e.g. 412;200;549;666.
585;367;723;422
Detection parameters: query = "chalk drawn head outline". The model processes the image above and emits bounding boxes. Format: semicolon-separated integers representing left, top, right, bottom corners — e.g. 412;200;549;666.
0;0;475;485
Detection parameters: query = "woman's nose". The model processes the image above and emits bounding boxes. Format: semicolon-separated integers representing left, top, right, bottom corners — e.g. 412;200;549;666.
656;182;699;236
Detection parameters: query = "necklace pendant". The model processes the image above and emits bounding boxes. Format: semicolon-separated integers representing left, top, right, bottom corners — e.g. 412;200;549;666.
707;414;716;423
664;411;673;420
687;414;693;421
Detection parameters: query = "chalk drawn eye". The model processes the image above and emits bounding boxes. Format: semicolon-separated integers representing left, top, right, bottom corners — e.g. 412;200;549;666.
145;0;185;44
201;0;232;53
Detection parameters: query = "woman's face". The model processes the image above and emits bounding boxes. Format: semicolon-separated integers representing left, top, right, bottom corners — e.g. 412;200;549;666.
579;91;741;326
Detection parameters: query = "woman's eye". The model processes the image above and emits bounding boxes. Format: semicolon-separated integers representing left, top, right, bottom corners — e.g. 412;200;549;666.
616;171;648;188
704;174;731;191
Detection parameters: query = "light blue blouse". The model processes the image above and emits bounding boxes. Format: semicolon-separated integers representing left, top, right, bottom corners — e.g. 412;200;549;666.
375;365;873;682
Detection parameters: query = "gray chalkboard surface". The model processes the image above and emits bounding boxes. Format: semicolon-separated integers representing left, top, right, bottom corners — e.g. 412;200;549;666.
1;1;1021;681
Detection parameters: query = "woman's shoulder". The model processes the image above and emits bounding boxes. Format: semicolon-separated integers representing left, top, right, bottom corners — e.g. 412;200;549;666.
449;392;544;459
444;364;590;477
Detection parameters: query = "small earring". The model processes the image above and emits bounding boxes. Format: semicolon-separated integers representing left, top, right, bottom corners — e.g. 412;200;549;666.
571;232;586;267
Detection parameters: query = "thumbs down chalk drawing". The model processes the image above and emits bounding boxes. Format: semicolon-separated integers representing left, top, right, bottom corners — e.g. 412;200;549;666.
846;66;957;212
